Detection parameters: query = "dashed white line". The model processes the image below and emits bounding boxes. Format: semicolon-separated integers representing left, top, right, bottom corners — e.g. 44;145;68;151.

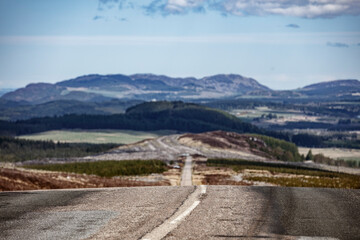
170;200;200;224
140;186;204;240
200;185;207;194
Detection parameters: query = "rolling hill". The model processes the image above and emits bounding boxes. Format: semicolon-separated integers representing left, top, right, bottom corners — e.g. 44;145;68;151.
0;101;263;136
297;79;360;97
2;74;359;107
0;99;143;121
1;73;271;104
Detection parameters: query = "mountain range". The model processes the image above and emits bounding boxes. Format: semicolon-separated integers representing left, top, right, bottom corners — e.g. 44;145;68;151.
2;74;359;105
1;73;271;104
1;74;359;121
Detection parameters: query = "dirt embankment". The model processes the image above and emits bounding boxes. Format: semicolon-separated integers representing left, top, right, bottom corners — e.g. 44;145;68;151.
0;166;169;192
179;131;270;159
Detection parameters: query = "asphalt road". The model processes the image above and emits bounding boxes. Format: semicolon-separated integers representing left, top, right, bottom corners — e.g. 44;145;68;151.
180;156;193;186
1;186;359;240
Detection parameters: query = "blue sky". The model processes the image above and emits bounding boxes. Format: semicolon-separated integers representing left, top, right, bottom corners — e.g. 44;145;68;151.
0;0;359;90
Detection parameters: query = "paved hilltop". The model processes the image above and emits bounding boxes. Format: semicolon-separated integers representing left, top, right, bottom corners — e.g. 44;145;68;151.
1;74;270;104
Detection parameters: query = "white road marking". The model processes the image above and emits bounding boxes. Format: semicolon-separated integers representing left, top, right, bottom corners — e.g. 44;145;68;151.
140;186;203;240
180;156;193;186
170;200;200;224
200;185;207;194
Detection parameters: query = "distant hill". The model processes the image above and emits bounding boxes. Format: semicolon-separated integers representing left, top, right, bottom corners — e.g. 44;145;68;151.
0;88;15;97
1;83;111;104
1;74;271;104
0;101;263;136
0;99;143;121
298;79;360;97
2;75;359;112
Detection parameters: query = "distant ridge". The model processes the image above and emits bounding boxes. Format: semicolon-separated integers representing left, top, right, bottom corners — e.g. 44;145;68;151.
298;79;360;97
302;79;360;89
1;73;271;104
1;74;359;104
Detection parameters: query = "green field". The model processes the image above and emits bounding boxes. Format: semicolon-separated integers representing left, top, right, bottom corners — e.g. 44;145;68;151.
18;129;177;144
298;147;360;162
24;160;167;177
230;107;302;120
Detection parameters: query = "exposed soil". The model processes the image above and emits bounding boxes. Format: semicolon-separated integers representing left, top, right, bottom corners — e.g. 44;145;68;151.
0;166;170;192
179;131;271;159
193;163;251;186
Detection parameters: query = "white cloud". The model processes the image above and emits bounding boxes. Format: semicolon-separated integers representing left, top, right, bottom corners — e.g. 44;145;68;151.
210;0;360;18
99;0;360;18
165;0;205;13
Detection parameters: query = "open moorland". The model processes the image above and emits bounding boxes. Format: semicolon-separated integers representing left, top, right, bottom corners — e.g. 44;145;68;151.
3;130;360;191
298;147;360;161
18;129;176;144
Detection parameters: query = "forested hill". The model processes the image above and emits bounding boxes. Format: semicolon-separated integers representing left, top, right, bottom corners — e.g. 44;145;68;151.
0;101;264;136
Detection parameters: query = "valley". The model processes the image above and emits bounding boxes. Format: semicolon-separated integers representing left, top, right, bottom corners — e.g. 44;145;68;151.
2;0;360;237
2;131;360;192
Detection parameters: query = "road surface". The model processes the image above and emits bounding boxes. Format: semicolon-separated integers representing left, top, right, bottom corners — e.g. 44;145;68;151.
1;186;359;240
180;156;193;186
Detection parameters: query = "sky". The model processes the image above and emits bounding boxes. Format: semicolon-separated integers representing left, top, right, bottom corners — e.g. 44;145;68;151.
0;0;359;90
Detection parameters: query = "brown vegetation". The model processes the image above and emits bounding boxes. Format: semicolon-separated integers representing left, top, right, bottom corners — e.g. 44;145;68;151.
181;131;261;152
180;131;303;162
193;163;251;186
0;167;169;192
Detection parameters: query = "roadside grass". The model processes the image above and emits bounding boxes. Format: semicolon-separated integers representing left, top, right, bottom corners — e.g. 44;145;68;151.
208;159;326;176
245;176;360;189
230;108;302;120
24;160;167;178
207;158;360;189
18;129;176;144
340;157;360;162
298;147;360;161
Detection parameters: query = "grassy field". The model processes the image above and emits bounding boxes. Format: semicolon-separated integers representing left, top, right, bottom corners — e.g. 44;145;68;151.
230;107;303;119
24;160;167;177
298;147;360;162
18;129;177;144
208;158;360;189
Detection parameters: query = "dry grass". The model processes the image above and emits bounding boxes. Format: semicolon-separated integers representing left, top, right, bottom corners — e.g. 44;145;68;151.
207;158;360;189
244;175;360;189
298;147;360;161
0;166;170;191
18;129;175;144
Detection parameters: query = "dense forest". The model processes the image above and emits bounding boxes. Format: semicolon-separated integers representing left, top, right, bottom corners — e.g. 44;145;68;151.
205;98;360;118
0;101;263;136
0;101;358;148
0;136;117;162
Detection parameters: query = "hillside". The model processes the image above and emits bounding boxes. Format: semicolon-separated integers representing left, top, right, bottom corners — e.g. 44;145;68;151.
0;99;143;121
0;101;263;136
2;74;359;107
298;79;360;97
1;74;271;103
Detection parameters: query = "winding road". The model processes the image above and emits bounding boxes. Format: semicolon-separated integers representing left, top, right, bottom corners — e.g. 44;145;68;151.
180;156;193;186
1;186;359;240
